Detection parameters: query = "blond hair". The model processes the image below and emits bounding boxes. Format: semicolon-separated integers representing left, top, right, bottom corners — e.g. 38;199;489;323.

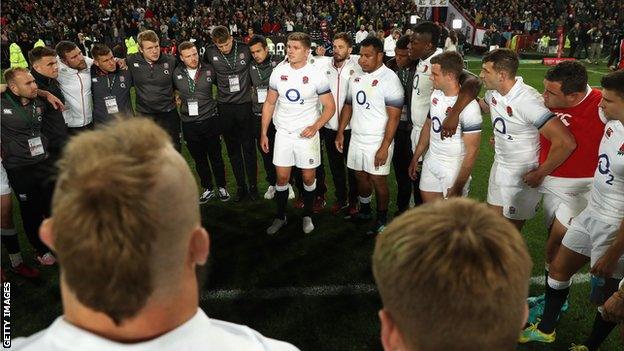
287;32;311;49
52;118;200;325
372;198;531;351
137;30;159;49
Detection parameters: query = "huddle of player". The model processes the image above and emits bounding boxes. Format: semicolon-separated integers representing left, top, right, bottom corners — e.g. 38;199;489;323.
261;21;624;349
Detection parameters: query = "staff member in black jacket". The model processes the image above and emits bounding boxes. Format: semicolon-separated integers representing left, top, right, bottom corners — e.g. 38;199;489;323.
1;68;56;265
174;41;230;204
204;26;258;202
28;46;69;162
90;44;133;125
127;30;181;150
248;35;289;200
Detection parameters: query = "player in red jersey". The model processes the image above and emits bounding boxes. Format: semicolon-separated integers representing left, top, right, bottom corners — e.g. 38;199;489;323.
526;61;606;321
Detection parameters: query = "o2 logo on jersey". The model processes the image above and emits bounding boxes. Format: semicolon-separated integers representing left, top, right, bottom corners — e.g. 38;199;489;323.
356;91;370;109
431;116;442;134
598;153;615;185
493;117;507;135
286;89;304;104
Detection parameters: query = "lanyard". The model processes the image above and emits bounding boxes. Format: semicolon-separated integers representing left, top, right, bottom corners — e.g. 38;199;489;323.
219;41;238;71
106;72;117;93
186;65;201;94
6;95;37;136
253;55;272;83
399;69;410;89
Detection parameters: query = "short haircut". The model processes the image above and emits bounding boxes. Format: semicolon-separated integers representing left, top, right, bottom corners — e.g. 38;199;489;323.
396;35;411;50
333;32;353;47
177;41;196;53
287;32;312;49
545;61;588;95
431;51;464;79
52;118;200;325
137;30;159;48
90;43;112;60
359;36;383;54
212;26;230;43
3;67;30;84
601;70;624;100
373;198;531;351
28;46;56;64
248;35;268;48
412;21;440;47
55;40;78;60
482;48;519;77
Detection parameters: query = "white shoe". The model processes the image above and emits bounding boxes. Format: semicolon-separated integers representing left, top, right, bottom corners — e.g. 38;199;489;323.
302;216;314;234
264;185;276;200
288;184;295;199
266;217;287;235
199;188;216;204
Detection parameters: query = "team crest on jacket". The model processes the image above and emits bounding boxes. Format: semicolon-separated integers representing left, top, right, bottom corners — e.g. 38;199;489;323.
239;53;245;59
606;127;613;138
491;96;497;106
119;76;125;82
281;75;288;81
372;79;378;87
271;61;277;67
36;107;42;114
432;97;438;106
349;69;354;75
326;70;331;75
303;76;309;84
618;143;624;156
354;77;360;82
506;106;513;117
164;63;169;69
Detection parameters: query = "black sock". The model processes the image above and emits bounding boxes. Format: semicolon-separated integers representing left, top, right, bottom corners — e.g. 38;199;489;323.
538;284;570;333
584;311;617;349
377;210;387;224
303;187;315;217
1;232;20;254
275;189;288;220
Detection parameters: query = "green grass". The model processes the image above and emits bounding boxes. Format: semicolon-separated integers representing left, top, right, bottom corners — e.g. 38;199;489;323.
2;61;622;350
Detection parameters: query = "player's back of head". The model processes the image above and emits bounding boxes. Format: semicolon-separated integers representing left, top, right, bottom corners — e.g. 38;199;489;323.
51;118;201;325
372;198;532;351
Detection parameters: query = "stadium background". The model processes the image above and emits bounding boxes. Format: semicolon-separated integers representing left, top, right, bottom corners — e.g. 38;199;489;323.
1;0;624;350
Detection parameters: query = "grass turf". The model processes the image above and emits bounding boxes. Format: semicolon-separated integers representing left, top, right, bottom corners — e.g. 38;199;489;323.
2;60;622;350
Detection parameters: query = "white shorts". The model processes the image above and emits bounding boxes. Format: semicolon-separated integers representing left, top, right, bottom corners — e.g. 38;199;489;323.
419;155;470;197
0;163;10;196
562;208;624;279
540;176;592;229
273;128;321;169
487;161;541;220
347;135;393;176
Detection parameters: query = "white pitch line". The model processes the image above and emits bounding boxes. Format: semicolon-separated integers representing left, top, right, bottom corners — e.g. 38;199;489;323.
200;273;592;301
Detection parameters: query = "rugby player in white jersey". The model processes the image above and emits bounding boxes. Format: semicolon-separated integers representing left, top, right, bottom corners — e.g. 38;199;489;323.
408;51;482;202
520;70;624;351
260;32;336;235
479;48;576;230
313;33;363;215
336;37;404;235
409;22;481;150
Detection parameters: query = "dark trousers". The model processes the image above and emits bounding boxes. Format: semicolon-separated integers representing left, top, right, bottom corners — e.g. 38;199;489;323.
182;117;226;190
67;123;94;137
254;114;277;185
5;160;55;254
218;103;257;191
144;110;181;151
393;124;422;213
321;127;357;204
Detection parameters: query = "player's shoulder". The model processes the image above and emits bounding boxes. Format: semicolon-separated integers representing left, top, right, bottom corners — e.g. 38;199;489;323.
209;318;300;351
461;99;483;118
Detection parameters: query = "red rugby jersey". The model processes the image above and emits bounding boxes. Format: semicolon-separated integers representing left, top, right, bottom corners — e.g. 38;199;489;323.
539;88;605;178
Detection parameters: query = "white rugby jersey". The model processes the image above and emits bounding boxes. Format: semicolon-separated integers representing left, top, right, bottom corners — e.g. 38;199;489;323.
588;118;624;225
269;62;331;133
346;64;404;137
485;77;554;168
410;48;443;132
10;309;300;351
427;90;482;161
314;55;363;130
